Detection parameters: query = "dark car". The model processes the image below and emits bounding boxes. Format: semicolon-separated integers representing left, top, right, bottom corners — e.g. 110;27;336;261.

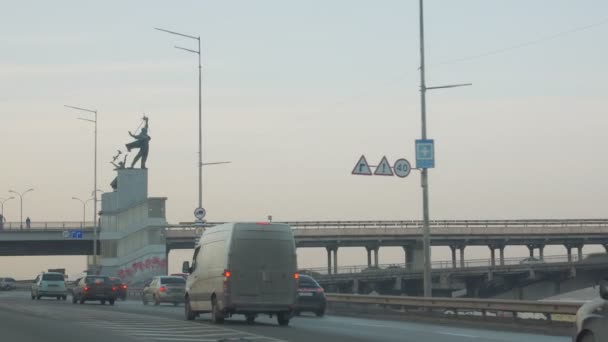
109;277;127;300
295;275;326;317
71;275;118;305
574;278;608;342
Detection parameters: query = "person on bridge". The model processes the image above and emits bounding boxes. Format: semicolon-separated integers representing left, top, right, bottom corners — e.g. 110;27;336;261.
25;217;31;229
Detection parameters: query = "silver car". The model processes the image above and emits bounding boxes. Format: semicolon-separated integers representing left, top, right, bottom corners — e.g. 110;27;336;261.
573;279;608;342
142;276;185;306
0;277;16;290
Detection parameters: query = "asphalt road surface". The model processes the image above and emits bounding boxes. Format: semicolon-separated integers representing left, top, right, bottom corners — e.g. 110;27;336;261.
0;291;570;342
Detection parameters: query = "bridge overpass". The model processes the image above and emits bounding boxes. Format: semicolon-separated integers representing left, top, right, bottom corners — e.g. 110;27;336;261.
2;219;608;271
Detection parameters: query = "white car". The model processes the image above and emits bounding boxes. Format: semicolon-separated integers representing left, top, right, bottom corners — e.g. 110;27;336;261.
31;272;67;300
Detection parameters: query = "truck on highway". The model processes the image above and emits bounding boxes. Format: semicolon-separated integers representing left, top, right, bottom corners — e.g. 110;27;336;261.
182;222;298;326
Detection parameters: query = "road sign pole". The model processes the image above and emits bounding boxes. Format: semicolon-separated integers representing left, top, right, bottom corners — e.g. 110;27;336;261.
418;0;432;298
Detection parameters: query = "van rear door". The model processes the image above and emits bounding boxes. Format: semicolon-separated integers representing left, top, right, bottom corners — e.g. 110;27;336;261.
230;226;296;305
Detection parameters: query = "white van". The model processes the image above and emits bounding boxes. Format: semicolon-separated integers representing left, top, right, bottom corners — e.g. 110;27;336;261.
183;222;298;326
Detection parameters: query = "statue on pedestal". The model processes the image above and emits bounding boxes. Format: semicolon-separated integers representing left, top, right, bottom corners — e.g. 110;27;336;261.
126;116;151;169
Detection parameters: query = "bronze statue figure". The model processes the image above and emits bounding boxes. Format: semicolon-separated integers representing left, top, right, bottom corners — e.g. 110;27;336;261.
125;116;151;169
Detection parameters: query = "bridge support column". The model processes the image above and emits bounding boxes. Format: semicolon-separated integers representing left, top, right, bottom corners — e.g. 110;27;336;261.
366;247;374;268
373;247;379;267
488;245;496;267
577;245;584;261
459;246;466;268
333;248;338;274
539;245;545;260
527;245;534;257
326;247;332;275
450;245;457;268
353;279;359;294
565;245;573;262
394;276;403;291
499;246;505;266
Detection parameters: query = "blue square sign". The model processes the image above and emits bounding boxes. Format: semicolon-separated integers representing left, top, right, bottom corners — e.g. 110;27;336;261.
416;139;435;169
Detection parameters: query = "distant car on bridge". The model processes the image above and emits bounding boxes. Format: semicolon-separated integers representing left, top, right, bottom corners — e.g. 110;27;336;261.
519;257;544;265
573;278;608;342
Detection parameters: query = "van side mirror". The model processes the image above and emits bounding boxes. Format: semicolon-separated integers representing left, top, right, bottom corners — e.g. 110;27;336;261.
182;261;191;274
599;279;608;300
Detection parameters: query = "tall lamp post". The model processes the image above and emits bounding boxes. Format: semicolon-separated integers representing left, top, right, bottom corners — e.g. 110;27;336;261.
65;105;99;269
72;197;94;229
0;197;14;226
418;0;471;297
8;189;34;229
155;27;204;223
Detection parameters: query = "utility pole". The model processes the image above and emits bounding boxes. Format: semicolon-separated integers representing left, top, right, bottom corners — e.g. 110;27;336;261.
418;0;471;297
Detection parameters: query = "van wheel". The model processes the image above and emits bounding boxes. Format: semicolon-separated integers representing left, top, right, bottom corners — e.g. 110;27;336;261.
36;295;41;300
245;314;256;324
31;293;35;300
109;299;115;306
101;300;106;305
62;296;67;301
185;297;196;321
211;298;224;324
72;296;77;304
154;295;160;306
580;331;596;342
277;312;290;326
315;309;325;317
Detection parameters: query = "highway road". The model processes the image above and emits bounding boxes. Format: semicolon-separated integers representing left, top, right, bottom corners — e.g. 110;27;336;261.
0;291;570;342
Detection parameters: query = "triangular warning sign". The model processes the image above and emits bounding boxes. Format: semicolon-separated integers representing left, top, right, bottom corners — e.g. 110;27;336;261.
374;156;394;176
352;155;372;175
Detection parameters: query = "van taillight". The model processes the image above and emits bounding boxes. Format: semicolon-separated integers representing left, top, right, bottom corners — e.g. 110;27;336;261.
111;287;117;292
159;286;167;292
84;287;89;292
223;270;231;279
121;285;127;289
294;273;299;280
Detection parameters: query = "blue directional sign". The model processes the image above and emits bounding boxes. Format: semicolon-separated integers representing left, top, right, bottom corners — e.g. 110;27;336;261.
69;230;83;239
415;139;435;169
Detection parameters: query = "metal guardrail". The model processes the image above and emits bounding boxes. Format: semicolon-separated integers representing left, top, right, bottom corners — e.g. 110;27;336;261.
3;219;608;231
1;222;95;230
326;293;583;317
303;254;585;275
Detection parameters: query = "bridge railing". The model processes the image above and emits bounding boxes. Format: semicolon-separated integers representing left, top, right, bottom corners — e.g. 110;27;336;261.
1;222;96;230
3;219;608;232
301;254;585;276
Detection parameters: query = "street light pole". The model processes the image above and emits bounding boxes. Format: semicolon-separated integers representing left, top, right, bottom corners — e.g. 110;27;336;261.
72;197;93;229
418;0;471;297
0;197;14;224
65;105;99;268
155;27;204;222
8;189;34;229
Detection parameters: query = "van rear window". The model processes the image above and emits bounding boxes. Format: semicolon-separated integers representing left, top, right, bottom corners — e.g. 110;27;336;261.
161;277;185;285
42;274;65;281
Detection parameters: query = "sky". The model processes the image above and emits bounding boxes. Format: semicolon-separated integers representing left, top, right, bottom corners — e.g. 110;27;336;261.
1;0;608;278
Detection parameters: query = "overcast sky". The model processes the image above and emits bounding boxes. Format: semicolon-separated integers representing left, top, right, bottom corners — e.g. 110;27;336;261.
1;1;608;278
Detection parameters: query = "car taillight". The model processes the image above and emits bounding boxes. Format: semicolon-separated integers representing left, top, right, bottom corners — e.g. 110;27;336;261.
84;287;89;292
294;273;299;280
121;285;127;289
159;286;166;292
223;270;231;279
112;287;117;291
